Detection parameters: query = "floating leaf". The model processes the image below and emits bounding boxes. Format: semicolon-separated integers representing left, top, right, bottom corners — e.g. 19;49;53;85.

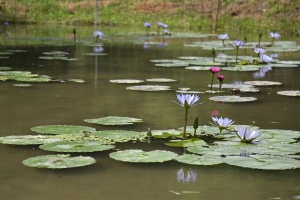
126;85;171;91
151;129;183;138
84;116;142;125
91;130;145;140
42;51;69;55
175;154;223;165
146;78;177;82
0;67;12;71
109;149;178;163
22;154;96;169
13;84;32;87
0;135;61;145
6;50;27;53
15;77;51;82
83;53;107;56
222;66;261;71
31;125;96;135
187;145;241;156
185;66;211;71
175;90;204;94
243;81;282;86
223;155;300;170
39;141;115;152
110;79;144;84
68;79;85;83
155;63;189;67
209;95;257;102
164;138;207;147
277;90;300;97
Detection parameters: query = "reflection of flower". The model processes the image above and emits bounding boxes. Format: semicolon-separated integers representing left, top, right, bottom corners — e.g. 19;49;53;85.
211;117;234;134
236;126;261;143
260;54;273;63
176;168;197;184
174;94;200;139
209;67;220;90
143;43;150;49
233;40;244;63
4;22;9;26
253;66;272;79
93;46;104;53
217;75;225;91
217;34;228;46
270;53;279;58
211;110;219;116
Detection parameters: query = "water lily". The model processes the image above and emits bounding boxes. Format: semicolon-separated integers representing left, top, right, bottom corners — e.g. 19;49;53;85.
211;117;235;135
156;22;168;35
260;54;273;63
254;47;266;55
217;75;225;91
174;94;200;139
236;126;261;143
233;40;244;63
217;34;228;46
93;31;103;42
144;22;151;35
209;67;220;90
269;32;280;46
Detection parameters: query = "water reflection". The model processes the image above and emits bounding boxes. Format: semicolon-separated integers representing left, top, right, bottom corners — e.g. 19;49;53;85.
176;168;197;184
253;66;272;79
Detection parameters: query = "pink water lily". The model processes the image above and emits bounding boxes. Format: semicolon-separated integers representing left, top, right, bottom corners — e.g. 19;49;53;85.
236;126;261;143
210;67;220;74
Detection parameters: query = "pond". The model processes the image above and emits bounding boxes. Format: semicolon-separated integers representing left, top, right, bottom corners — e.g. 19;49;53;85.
0;25;299;200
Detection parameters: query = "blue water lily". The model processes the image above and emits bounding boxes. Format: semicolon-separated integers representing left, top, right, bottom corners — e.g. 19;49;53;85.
236;126;261;143
93;31;103;42
217;34;228;46
260;54;273;63
233;40;244;63
211;117;235;135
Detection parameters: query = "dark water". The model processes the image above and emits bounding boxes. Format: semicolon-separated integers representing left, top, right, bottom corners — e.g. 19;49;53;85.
0;25;299;200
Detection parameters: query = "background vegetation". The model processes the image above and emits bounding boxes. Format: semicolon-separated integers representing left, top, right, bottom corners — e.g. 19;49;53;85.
0;0;299;34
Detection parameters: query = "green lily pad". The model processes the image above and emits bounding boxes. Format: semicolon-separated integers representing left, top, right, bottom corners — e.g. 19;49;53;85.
181;125;220;136
84;116;143;125
39;141;115;152
31;125;96;135
209;83;254;90
13;84;32;87
175;154;223;165
109;149;178;163
110;79;144;84
175;90;204;94
39;56;67;60
91;130;145;140
164;138;207;147
277;90;300;97
185;66;211;71
146;78;177;82
22;154;96;169
6;50;27;53
223;155;300;170
0;67;12;71
68;79;85;83
149;59;184;63
15;77;51;82
269;63;299;68
276;60;300;65
209;95;257;102
187;145;242;156
83;53;107;56
243;81;282;86
155;63;189;67
222;66;261;71
151;129;183;138
0;135;61;145
0;52;14;55
126;85;171;91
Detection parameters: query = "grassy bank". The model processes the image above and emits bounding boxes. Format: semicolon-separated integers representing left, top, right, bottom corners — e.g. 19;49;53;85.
0;0;299;35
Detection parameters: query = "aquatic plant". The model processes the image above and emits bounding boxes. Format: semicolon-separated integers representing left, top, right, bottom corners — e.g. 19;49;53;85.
209;67;220;90
217;75;225;91
173;94;200;139
232;40;244;63
254;47;266;58
217;34;228;46
260;54;273;63
144;22;151;35
269;32;281;46
212;48;216;62
210;117;235;135
236;126;261;143
93;30;103;42
156;22;168;35
258;30;262;47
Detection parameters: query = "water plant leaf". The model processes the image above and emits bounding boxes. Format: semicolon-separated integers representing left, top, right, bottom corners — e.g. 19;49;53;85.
175;90;204;94
175;154;223;165
91;130;145;140
84;116;142;125
209;83;254;89
13;84;32;87
126;85;171;91
222;66;261;71
209;95;257;102
110;79;144;84
185;66;211;71
187;145;241;156
39;141;115;152
0;67;12;71
223;155;300;170
42;51;69;55
269;63;299;68
146;78;177;82
83;53;107;56
31;125;96;135
164;138;207;147
68;79;85;83
15;77;51;82
151;129;183;138
109;149;178;163
22;154;96;169
0;135;61;145
243;81;282;86
277;90;300;97
155;63;189;67
6;50;27;53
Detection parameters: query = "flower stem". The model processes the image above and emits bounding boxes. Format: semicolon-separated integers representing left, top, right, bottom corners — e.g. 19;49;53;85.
218;81;222;91
222;40;225;46
235;48;239;63
210;74;215;90
183;108;188;139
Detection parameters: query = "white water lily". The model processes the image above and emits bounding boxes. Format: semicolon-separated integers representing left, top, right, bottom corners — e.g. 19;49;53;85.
236;126;261;143
175;94;199;109
211;117;235;134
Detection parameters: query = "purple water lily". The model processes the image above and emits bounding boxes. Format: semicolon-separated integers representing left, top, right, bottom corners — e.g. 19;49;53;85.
93;31;103;42
260;54;273;63
270;32;280;46
233;40;244;63
211;117;235;135
236;126;261;143
217;34;229;46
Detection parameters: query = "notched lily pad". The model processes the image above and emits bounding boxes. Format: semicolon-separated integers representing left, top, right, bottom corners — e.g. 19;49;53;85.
22;154;96;169
109;149;178;163
84;116;143;125
126;85;171;91
0;135;61;145
39;141;115;152
277;90;300;97
164;138;207;147
209;95;257;102
176;154;223;165
243;81;282;86
110;79;144;84
146;78;177;82
31;125;96;135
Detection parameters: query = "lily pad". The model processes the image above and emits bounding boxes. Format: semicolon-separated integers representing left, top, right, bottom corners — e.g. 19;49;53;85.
68;79;85;83
126;85;171;91
269;63;299;68
0;135;61;145
175;154;223;165
42;51;69;55
223;155;300;170
83;53;107;56
91;130;145;140
22;154;96;169
13;84;32;87
222;66;261;71
155;63;189;67
277;90;300;97
243;81;282;86
164;138;207;147
151;129;183;138
0;67;12;71
185;66;211;71
187;145;242;156
84;116;143;125
39;141;115;152
146;78;177;82
109;149;178;163
110;79;144;84
209;95;257;102
31;125;96;135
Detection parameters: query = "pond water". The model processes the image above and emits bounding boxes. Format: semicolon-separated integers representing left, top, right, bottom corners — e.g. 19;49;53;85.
0;25;299;200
